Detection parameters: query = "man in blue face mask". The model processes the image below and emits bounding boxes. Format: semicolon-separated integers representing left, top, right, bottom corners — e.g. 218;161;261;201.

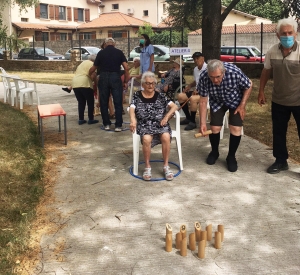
258;18;300;174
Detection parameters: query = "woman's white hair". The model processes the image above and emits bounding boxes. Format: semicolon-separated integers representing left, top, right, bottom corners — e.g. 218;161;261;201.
207;59;225;73
133;57;140;62
276;18;298;34
141;71;157;84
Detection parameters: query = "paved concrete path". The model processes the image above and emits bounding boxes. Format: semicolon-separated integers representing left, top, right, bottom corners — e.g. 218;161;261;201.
1;84;300;275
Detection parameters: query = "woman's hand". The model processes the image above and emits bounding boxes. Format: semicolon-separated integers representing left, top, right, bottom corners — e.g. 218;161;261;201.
130;119;137;133
160;116;169;126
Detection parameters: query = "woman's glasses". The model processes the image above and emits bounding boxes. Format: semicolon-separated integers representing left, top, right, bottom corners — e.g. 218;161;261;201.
144;82;156;86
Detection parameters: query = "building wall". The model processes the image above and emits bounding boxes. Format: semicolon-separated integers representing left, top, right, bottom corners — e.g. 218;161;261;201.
10;0;99;26
0;59;264;78
100;0;168;25
31;37;141;56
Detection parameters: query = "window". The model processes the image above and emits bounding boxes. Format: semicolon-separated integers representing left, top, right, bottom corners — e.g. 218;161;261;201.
21;18;28;22
143;10;148;16
83;32;92;39
108;30;128;39
41;32;49;41
40;4;48;19
59;6;66;20
60;33;67;40
112;4;119;10
163;4;167;14
78;8;84;21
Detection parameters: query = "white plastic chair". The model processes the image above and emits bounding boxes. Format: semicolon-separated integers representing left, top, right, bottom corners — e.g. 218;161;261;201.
7;76;40;109
128;77;141;104
1;75;16;104
132;110;183;176
220;110;244;139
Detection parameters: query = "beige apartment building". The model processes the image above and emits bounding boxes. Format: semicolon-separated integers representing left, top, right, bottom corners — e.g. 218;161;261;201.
2;0;168;43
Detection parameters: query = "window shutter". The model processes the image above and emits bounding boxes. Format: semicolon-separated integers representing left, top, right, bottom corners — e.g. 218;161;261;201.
55;5;59;20
50;33;56;41
68;33;72;40
85;9;90;22
35;31;42;41
122;31;127;38
79;33;84;40
67;7;72;21
49;5;54;20
74;8;78;22
91;31;96;39
35;5;40;19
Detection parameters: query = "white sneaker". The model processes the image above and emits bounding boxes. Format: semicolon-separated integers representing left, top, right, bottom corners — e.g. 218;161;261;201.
104;125;110;130
115;127;122;132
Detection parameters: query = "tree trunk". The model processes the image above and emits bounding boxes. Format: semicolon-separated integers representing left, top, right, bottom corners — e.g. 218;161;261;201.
202;0;222;61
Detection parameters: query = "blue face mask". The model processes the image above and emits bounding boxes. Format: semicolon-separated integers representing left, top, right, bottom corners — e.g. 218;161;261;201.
280;36;294;48
140;39;145;45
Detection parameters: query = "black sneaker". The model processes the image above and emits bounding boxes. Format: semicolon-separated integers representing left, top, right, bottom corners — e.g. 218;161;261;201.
88;119;99;125
206;151;219;165
226;156;238;172
180;118;190;125
267;161;288;174
78;120;87;125
62;87;71;93
184;122;196;131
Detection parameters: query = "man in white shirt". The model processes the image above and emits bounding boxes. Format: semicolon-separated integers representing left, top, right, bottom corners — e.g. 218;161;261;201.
178;52;207;130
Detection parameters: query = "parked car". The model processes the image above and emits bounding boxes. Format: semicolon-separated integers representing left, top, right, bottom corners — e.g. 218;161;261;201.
220;46;264;62
18;47;65;60
64;46;101;60
128;45;170;61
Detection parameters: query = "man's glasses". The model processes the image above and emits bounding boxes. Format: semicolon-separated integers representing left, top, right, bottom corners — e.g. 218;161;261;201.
144;82;156;86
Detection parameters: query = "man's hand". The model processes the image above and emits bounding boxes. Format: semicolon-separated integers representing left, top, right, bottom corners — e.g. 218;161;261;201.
234;105;246;120
258;91;266;106
200;124;207;135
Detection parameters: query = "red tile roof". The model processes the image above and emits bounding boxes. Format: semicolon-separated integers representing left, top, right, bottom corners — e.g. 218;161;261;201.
12;22;50;31
78;12;154;29
189;23;277;35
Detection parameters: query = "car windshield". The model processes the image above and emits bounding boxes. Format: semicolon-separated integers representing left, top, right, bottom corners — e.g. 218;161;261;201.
87;48;100;54
251;47;262;56
36;48;55;55
156;46;169;54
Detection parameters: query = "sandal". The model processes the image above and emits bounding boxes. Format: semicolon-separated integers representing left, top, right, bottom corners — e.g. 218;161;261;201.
143;167;152;181
163;166;174;181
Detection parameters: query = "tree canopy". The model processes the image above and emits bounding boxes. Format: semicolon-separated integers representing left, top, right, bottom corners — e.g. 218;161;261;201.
222;0;287;22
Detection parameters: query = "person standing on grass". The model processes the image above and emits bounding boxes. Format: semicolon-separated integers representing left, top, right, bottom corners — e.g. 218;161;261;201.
89;37;129;132
198;59;252;172
258;17;300;174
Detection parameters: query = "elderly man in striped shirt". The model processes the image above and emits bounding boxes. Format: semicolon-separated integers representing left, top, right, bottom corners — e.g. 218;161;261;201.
197;59;252;172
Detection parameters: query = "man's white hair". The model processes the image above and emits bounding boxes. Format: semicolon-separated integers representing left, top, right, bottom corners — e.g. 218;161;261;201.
276;18;298;34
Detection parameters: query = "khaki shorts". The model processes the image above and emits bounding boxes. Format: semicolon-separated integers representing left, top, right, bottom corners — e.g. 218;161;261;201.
210;105;243;127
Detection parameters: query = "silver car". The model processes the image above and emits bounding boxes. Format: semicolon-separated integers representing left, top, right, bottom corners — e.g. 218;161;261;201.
64;46;101;60
128;45;170;61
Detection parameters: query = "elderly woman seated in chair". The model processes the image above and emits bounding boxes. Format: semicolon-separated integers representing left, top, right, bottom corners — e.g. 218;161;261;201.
156;57;185;101
129;71;178;181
